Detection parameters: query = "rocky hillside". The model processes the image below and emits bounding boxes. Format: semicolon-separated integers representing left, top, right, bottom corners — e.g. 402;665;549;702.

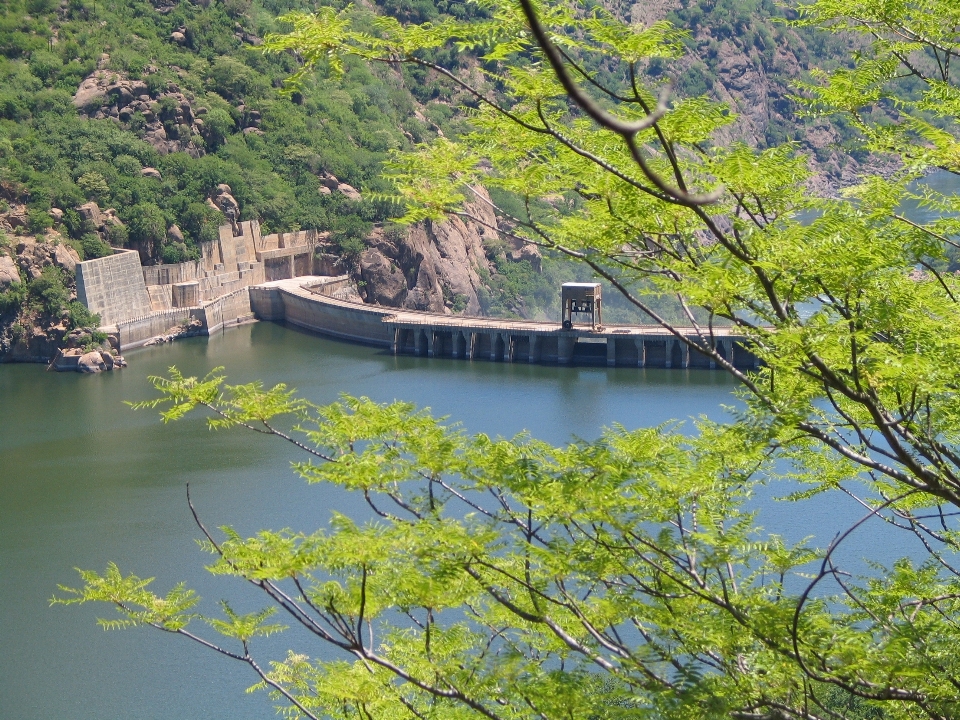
627;0;881;192
359;188;541;316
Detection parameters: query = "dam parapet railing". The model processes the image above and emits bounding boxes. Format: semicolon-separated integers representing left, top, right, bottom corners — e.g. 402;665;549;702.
251;276;760;370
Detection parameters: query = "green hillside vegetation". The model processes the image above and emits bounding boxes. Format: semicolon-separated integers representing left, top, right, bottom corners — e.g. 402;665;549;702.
0;0;868;327
0;0;469;263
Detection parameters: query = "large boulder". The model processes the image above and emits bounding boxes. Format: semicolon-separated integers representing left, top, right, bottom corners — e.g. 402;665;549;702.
0;254;20;290
359;250;408;307
99;350;114;371
337;183;361;201
77;201;103;227
77;351;106;373
52;243;81;272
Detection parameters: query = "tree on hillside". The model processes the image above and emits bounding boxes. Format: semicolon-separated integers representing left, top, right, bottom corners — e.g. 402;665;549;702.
57;1;960;719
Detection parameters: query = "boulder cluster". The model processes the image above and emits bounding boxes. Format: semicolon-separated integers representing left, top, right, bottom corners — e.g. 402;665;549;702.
49;328;126;373
207;183;240;218
318;172;362;201
0;230;84;362
73;60;208;158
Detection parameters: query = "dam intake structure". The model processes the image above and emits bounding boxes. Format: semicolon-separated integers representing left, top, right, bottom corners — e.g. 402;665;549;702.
73;219;757;369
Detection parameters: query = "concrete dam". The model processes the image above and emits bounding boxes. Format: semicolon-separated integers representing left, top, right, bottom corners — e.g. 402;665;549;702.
74;219;757;369
251;277;758;369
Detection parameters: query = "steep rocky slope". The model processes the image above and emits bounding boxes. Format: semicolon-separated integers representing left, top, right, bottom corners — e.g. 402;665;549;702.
629;0;882;192
359;188;540;316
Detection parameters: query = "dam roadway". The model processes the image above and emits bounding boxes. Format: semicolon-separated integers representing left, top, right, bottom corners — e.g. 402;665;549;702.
249;277;759;369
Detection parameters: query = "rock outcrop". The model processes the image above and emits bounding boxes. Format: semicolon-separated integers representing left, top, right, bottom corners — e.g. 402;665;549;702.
627;1;884;192
358;187;540;316
73;65;206;158
0;254;19;289
15;238;80;280
0;236;82;362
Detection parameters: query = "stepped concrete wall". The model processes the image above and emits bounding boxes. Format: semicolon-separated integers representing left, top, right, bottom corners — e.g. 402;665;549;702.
76;250;153;325
192;288;255;334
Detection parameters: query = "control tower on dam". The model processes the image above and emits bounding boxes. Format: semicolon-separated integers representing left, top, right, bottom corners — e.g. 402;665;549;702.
250;277;760;370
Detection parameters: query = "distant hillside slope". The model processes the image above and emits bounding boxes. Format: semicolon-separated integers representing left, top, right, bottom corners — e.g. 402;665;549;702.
623;0;882;193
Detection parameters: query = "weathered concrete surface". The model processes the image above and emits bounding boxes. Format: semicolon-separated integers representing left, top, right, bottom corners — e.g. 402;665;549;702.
76;250;152;326
250;277;394;347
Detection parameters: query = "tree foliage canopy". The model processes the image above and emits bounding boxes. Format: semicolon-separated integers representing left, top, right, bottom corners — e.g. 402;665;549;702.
57;2;960;719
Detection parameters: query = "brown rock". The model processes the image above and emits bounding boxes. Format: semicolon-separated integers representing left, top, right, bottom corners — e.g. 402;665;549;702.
170;31;186;44
0;254;20;289
17;244;53;280
359;250;407;307
141;167;162;180
52;243;81;271
77;201;102;227
167;224;184;242
78;351;106;373
214;192;240;215
49;208;64;223
318;173;339;191
337;183;361;201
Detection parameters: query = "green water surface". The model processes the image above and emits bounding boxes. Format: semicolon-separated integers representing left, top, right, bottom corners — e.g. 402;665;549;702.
1;321;743;720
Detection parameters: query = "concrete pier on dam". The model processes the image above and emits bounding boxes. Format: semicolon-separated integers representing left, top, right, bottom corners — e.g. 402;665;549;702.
250;277;760;370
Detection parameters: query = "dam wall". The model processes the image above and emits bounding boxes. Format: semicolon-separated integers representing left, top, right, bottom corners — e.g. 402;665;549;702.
249;277;759;369
76;250;153;325
78;222;756;368
192;287;255;335
250;276;394;347
115;308;195;350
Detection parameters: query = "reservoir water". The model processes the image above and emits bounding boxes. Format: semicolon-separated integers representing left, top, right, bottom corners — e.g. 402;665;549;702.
1;321;744;719
4;169;957;719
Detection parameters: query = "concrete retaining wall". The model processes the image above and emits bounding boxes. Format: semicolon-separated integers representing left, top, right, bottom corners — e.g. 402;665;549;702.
115;308;194;350
193;288;254;334
76;250;153;325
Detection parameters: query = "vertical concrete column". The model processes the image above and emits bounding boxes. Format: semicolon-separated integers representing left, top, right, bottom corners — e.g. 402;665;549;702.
665;338;674;368
392;328;400;355
489;332;499;361
606;337;617;367
466;332;476;360
528;334;539;363
507;335;516;362
558;335;575;364
635;337;646;368
681;338;690;369
287;255;295;280
425;330;435;357
451;331;461;359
